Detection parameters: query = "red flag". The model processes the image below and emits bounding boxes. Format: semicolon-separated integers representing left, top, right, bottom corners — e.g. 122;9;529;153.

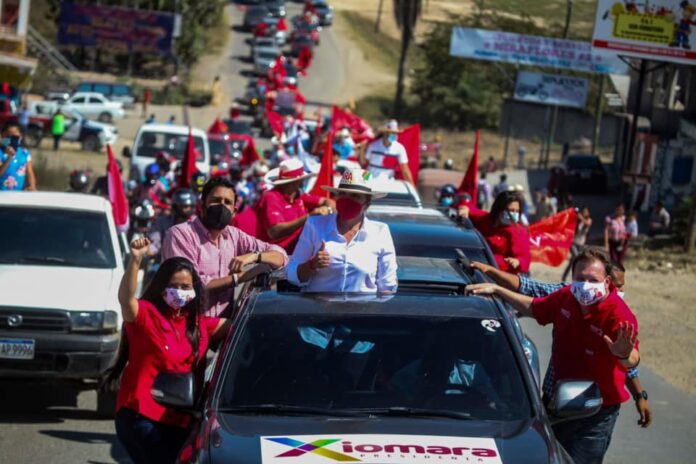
266;109;284;135
106;144;129;233
208;118;228;134
330;106;373;143
310;131;335;198
529;208;578;266
396;124;421;183
314;108;323;138
179;127;197;188
458;130;479;201
229;133;260;166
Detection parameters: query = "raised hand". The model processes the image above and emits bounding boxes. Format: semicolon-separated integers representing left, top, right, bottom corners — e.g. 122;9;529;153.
312;241;331;270
130;237;151;259
603;321;638;359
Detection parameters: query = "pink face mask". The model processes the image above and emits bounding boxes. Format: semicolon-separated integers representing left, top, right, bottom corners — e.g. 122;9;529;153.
336;197;364;220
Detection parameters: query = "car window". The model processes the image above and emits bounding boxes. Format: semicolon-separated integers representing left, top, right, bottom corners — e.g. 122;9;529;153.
0;207;117;269
135;132;205;160
89;95;105;104
567;157;601;169
76;83;92;92
220;314;531;421
71;97;86;104
112;85;130;96
94;84;110;95
209;139;228;159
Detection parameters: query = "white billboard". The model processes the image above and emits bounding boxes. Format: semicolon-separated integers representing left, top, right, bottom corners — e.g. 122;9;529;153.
514;71;589;108
450;27;629;74
592;0;696;65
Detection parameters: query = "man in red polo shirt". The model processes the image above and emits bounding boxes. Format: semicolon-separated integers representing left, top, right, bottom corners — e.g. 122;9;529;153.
466;247;640;464
257;159;335;253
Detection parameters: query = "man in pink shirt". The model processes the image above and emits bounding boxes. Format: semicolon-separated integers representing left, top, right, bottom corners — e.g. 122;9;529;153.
162;177;287;316
257;159;335;253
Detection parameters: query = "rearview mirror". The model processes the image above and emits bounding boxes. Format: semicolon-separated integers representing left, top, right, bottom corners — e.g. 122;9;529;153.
151;372;195;409
549;380;602;424
122;146;131;158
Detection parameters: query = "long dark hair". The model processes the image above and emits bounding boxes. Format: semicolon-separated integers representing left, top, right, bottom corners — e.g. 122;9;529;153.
100;257;207;392
490;190;525;227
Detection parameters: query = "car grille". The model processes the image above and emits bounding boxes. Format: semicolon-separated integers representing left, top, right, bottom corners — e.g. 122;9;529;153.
0;308;70;333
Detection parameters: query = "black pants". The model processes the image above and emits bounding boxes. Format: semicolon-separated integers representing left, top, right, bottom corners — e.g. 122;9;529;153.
53;134;62;150
552;404;620;464
115;408;189;464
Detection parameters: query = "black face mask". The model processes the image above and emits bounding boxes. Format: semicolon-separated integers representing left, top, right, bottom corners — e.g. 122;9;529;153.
201;204;232;230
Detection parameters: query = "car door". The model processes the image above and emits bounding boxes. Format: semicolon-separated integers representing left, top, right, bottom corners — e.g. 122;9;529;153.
69;95;88;115
86;95;107;118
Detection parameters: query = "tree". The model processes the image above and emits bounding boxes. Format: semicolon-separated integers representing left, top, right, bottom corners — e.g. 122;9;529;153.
392;0;422;118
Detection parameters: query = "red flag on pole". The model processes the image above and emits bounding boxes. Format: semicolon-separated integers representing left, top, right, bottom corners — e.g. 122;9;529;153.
179;127;197;188
208;118;228;134
106;144;129;233
330;106;373;143
529;208;578;266
458;130;479;201
396;124;421;183
310;131;335;198
266;109;284;135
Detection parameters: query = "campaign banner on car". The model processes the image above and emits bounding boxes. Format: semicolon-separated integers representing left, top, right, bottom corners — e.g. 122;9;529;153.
58;2;176;56
450;27;629;74
592;0;696;65
514;71;589;108
260;434;502;463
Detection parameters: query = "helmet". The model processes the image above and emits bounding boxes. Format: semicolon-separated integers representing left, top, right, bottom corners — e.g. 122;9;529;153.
191;171;208;193
134;199;156;221
69;170;89;192
437;184;457;206
443;159;454;170
172;188;196;208
145;163;160;177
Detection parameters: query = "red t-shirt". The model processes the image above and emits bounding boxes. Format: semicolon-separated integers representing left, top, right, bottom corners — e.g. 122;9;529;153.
532;287;639;406
116;300;220;427
257;189;321;253
469;209;531;274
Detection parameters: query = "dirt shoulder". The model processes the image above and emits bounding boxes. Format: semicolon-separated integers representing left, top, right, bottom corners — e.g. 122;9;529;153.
530;261;696;398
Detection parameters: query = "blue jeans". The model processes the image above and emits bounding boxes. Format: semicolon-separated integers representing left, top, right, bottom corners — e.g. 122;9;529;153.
552;404;620;464
115;408;189;464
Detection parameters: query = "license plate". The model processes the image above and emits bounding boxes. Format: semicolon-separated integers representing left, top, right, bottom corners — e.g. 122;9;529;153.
0;338;35;360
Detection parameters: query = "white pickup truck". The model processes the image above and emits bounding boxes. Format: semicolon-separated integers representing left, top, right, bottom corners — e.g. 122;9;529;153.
0;192;126;415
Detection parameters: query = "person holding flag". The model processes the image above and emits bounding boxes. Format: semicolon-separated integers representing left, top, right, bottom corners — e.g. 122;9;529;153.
358;120;414;185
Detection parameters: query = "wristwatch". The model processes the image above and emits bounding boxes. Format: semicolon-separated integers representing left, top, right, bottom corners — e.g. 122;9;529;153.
633;390;648;402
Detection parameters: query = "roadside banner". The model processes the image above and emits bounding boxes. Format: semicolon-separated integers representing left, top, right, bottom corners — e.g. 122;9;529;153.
450;27;629;74
529;208;577;267
514;71;589;108
592;0;696;65
58;1;176;56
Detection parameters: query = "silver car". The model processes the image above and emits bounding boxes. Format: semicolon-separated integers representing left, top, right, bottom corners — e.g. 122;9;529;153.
253;46;282;75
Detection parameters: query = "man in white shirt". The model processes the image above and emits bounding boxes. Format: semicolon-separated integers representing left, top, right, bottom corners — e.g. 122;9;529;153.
288;168;398;293
358;120;414;185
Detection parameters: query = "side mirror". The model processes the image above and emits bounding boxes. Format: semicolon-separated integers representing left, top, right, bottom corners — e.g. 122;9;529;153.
549;380;602;424
151;372;195;409
122;146;131;158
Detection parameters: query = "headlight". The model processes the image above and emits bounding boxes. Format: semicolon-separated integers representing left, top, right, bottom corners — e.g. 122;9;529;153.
70;311;119;332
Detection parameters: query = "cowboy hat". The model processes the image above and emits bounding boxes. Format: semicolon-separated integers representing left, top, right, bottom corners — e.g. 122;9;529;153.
381;119;400;133
265;158;316;186
322;168;388;198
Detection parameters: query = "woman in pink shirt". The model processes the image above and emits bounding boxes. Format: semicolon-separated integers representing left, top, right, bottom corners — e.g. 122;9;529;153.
604;204;627;265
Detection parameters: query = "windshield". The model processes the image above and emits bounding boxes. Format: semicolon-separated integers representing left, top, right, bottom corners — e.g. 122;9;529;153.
219;314;531;420
209;139;228;159
0;207;116;269
135;132;205;160
567;157;601;169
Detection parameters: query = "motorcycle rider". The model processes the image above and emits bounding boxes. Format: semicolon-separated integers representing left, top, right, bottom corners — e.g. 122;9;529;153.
129;198;156;242
148;188;197;260
436;184;457;207
68;170;90;193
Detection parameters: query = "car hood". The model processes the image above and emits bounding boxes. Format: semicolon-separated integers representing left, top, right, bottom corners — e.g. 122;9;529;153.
83;119;116;132
0;265;121;312
205;414;560;464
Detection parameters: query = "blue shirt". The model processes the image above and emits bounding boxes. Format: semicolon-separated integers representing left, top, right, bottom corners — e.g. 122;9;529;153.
332;141;354;160
0;146;31;191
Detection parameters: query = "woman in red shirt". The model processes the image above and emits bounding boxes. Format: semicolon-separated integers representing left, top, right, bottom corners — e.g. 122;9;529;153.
110;238;228;463
460;190;531;274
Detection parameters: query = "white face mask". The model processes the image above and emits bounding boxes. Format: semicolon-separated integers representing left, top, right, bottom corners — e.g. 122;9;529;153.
618;291;625;300
571;281;607;306
501;211;520;225
163;287;196;310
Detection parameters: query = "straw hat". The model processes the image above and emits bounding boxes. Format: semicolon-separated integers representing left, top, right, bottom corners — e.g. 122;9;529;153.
322;168;387;198
264;159;315;186
382;119;400;133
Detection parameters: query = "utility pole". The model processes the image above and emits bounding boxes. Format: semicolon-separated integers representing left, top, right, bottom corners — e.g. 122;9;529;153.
375;0;384;33
591;74;605;156
543;0;573;168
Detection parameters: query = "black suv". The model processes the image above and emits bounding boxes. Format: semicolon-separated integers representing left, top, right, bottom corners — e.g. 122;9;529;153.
151;258;601;463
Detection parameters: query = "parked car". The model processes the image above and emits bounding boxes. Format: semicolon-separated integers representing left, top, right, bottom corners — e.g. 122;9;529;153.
243;5;271;31
253;45;282;75
291;18;320;44
0;192;126;416
563;154;608;194
56;92;125;123
150;257;595;463
250;36;276;58
264;0;286;18
74;81;136;108
308;0;333;25
44;89;71;103
290;35;314;56
30;102;117;151
123;124;211;181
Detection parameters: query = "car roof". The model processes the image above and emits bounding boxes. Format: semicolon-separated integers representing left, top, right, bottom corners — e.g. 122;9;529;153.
137;124;207;137
250;291;499;319
71;92;106;97
0;192;112;213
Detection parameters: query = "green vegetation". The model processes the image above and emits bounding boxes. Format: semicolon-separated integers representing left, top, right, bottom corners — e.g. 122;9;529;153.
336;11;403;72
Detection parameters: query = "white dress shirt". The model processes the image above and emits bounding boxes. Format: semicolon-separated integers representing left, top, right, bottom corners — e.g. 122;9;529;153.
365;139;408;179
287;214;398;293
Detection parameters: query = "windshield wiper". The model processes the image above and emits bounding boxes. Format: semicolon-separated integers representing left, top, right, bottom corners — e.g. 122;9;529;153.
20;256;76;266
349;407;473;420
217;404;363;417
